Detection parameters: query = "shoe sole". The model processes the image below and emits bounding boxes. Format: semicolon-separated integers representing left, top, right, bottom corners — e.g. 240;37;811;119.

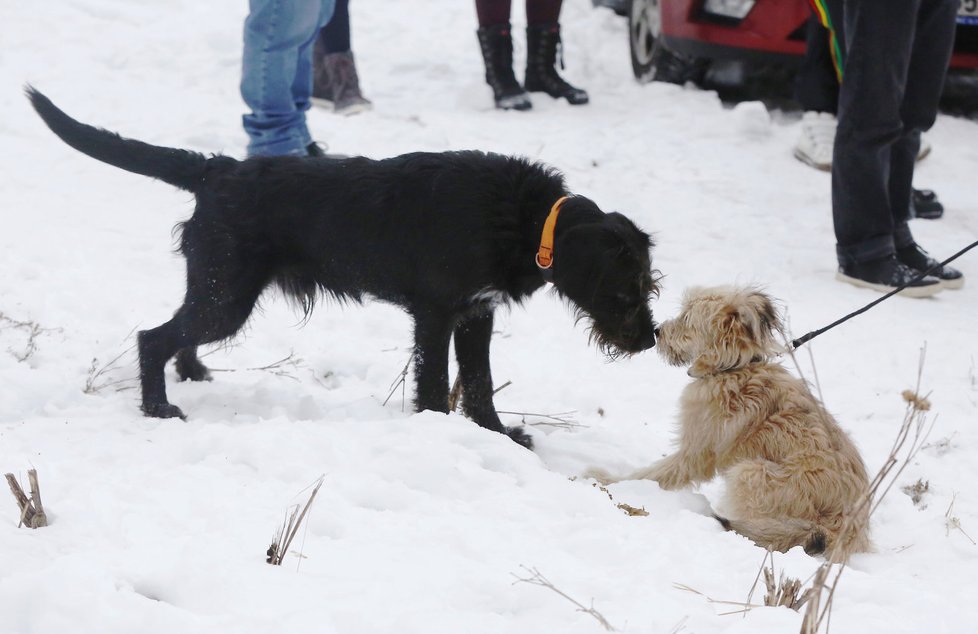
940;277;964;290
835;271;943;297
310;97;334;110
793;148;831;172
335;102;372;117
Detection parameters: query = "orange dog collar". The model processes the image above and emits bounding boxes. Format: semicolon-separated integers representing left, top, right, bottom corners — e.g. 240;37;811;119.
535;195;570;279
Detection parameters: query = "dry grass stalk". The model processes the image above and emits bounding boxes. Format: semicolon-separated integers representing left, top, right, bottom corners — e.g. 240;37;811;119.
673;583;763;616
763;567;811;610
512;565;616;631
382;354;413;409
5;469;48;528
798;347;934;634
497;410;583;430
267;475;324;566
0;312;61;362
83;343;138;394
944;494;976;545
209;350;304;381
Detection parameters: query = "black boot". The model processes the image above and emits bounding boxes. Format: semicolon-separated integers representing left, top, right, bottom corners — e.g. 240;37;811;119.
476;24;532;111
524;23;589;105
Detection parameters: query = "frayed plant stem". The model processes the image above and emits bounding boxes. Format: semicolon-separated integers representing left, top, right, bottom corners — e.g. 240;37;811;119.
513;565;616;631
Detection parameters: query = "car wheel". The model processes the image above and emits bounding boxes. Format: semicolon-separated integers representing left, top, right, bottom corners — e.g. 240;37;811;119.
628;0;704;84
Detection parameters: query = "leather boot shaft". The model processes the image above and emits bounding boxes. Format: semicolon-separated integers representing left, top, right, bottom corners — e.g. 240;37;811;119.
476;24;532;110
524;23;589;105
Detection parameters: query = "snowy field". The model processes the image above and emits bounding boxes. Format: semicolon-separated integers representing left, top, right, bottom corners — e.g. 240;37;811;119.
2;1;977;632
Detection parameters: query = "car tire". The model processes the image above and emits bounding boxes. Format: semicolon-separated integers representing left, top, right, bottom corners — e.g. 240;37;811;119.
628;0;705;84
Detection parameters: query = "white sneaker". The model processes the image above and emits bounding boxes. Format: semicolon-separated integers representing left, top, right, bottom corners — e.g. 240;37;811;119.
917;134;932;162
794;111;837;171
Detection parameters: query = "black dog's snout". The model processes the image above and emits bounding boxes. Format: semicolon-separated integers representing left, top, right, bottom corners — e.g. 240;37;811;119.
640;329;656;350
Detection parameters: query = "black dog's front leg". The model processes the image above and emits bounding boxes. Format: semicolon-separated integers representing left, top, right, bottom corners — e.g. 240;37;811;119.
412;309;454;416
454;310;533;449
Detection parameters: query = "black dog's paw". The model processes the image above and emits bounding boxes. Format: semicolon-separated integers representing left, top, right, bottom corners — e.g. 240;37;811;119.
142;402;187;420
175;361;212;382
505;426;534;450
174;354;213;382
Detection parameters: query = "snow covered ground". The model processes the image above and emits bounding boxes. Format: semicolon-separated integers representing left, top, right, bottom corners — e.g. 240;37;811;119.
2;1;977;632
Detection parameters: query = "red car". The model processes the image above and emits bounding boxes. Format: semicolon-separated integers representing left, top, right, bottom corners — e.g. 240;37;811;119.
626;0;978;83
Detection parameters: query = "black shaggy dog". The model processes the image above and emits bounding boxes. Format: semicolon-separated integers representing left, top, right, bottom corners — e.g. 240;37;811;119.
28;87;660;448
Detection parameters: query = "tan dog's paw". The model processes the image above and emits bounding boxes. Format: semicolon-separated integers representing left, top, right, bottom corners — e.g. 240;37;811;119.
582;467;619;485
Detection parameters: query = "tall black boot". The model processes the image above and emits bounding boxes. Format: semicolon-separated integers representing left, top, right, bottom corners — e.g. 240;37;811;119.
476;24;532;111
524;23;589;105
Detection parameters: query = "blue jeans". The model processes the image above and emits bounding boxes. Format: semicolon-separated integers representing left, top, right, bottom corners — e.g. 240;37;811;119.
241;0;336;157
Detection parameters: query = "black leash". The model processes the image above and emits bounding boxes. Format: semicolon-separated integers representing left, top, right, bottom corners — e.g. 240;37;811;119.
791;239;978;350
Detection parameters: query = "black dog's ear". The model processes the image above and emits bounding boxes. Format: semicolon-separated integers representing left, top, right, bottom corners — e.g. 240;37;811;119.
605;212;653;250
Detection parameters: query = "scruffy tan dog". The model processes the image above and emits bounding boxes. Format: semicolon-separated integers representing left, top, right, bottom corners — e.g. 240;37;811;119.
588;286;871;561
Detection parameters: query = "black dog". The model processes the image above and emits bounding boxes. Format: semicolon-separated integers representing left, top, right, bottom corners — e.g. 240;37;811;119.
28;87;659;448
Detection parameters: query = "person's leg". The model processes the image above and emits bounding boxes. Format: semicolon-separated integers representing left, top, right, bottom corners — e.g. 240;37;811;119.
475;0;531;110
241;0;335;156
794;0;846;170
890;0;956;244
525;0;561;25
794;12;841;114
318;0;350;53
476;0;513;27
832;0;917;265
894;0;963;287
524;0;588;104
312;0;371;114
831;0;943;295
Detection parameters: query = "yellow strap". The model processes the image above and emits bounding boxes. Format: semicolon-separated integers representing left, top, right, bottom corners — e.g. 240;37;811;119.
535;196;570;270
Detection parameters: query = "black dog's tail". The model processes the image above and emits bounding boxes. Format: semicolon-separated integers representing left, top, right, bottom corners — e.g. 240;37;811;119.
26;85;209;193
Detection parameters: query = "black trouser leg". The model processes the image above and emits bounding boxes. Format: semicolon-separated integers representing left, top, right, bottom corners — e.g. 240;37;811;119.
794;0;845;114
832;0;956;266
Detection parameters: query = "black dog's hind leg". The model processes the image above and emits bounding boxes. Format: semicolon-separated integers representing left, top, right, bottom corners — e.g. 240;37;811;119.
411;308;454;416
139;255;266;419
175;347;212;382
454;310;533;449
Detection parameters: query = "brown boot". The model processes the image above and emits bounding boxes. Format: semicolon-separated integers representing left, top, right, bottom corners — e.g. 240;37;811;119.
312;50;372;116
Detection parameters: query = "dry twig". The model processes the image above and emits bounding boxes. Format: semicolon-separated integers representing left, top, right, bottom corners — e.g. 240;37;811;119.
84;343;138;394
5;469;48;528
0;312;61;362
497;410;583;430
513;565;616;631
798;346;934;634
944;494;976;545
382;354;413;410
209;350;304;381
267;475;325;567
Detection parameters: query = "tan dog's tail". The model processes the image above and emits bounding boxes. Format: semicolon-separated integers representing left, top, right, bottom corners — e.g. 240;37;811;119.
716;516;830;557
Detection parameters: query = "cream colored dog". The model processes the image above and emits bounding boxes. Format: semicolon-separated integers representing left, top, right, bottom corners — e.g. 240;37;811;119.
588;286;871;561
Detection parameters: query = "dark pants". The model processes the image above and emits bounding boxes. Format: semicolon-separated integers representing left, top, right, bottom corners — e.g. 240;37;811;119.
318;0;350;54
832;0;956;266
795;0;845;114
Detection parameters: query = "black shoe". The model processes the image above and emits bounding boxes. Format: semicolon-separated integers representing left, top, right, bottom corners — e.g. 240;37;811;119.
836;254;943;297
911;188;944;220
897;243;964;290
524;24;589;105
306;142;348;159
476;24;532;111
